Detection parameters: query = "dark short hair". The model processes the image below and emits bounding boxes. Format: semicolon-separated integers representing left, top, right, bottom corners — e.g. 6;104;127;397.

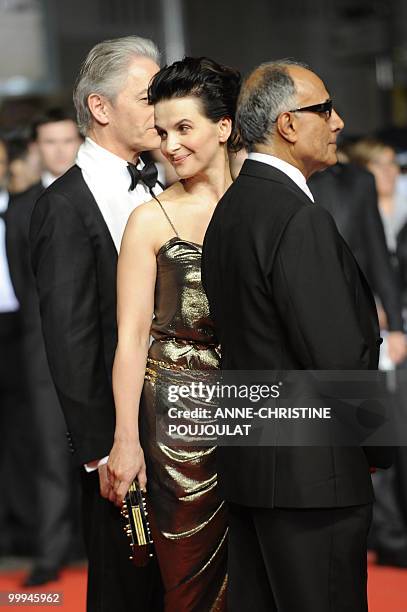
5;137;30;163
148;56;241;149
31;108;78;141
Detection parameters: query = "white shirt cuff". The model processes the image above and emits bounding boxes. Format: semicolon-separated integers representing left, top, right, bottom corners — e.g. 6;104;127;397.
84;456;109;472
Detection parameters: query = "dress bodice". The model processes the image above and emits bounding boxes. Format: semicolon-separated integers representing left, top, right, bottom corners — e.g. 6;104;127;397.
151;236;217;346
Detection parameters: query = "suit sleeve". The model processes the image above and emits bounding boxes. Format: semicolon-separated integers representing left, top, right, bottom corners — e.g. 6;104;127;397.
396;222;407;296
5;199;29;306
29;190;115;466
360;173;403;331
272;204;372;369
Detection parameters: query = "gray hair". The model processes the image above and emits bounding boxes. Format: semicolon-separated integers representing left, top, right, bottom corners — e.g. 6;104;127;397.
73;35;160;135
236;59;309;150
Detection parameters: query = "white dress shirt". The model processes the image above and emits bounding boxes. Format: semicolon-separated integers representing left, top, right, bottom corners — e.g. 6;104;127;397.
41;170;59;189
75;138;161;472
0;190;19;313
248;152;315;203
76;137;161;252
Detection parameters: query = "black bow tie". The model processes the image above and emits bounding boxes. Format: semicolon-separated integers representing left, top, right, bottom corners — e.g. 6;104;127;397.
127;161;158;191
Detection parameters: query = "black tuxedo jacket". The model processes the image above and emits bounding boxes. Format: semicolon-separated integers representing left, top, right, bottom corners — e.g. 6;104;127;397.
29;165;117;466
396;222;407;298
202;159;389;509
309;163;403;331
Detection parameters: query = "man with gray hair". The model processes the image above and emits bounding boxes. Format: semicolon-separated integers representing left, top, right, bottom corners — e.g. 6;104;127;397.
202;61;391;610
30;36;163;611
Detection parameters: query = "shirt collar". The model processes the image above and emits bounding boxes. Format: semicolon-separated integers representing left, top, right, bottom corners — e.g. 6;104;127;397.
78;137;143;169
248;152;315;202
0;189;9;213
76;137;145;192
41;171;59;188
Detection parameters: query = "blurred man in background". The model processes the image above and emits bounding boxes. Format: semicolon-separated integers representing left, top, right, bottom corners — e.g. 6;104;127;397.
6;136;41;195
345;138;407;568
6;109;82;586
309;154;406;365
0;136;29;557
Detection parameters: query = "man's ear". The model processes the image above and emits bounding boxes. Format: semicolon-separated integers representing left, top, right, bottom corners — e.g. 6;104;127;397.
87;93;110;126
218;117;232;144
276;111;298;144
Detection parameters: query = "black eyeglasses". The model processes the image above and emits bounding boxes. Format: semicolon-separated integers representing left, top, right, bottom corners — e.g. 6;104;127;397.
272;99;333;122
290;99;333;118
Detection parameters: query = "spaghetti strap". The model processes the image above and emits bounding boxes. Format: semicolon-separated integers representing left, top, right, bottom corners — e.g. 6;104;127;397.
153;195;179;237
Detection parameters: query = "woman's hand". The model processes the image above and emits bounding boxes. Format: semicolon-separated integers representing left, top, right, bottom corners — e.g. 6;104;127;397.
106;439;147;507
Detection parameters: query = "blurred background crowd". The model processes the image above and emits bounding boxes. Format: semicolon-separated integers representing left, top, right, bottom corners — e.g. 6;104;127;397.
2;0;407;592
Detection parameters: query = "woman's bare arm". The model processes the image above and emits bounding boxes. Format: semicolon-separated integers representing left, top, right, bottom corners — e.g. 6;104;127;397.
107;203;158;506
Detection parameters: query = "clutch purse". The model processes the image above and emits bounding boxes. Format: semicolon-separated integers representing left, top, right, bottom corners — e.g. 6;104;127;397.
121;481;154;566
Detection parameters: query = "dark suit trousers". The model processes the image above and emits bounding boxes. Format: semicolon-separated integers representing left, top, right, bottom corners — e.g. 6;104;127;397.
0;312;37;553
32;377;76;565
24;330;77;567
81;470;163;612
228;502;372;612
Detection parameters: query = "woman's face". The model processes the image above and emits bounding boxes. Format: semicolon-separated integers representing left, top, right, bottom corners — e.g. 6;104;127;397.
367;146;399;198
154;96;231;179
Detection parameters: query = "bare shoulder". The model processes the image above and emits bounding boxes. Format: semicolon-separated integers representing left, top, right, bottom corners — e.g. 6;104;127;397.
158;181;185;203
148;181;187;211
123;182;185;251
127;183;183;224
126;199;158;228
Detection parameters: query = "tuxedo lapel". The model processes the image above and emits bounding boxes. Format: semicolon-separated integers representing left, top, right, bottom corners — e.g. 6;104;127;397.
69;166;118;262
60;166;118;378
239;159;314;207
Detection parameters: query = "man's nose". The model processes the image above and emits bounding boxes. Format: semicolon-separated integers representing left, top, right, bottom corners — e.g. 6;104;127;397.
331;109;344;132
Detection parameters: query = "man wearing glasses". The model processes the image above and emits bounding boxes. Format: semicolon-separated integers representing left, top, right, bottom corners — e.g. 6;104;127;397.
202;61;391;610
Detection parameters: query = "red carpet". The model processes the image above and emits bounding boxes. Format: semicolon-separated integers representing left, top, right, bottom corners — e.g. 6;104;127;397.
0;566;86;612
368;562;407;612
0;559;406;611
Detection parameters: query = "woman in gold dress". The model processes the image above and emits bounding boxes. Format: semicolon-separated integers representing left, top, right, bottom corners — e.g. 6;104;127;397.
107;57;241;611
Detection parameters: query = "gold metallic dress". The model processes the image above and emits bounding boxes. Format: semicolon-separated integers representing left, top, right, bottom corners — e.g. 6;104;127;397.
139;220;227;611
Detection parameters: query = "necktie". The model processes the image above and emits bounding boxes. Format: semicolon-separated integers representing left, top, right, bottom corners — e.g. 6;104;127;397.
127;161;158;192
